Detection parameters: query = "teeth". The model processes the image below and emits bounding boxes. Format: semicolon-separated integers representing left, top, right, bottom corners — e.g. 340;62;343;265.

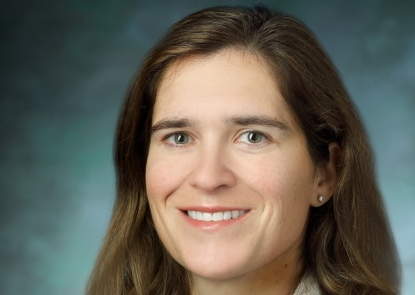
231;210;239;219
202;212;213;221
187;210;247;221
212;212;223;221
188;211;196;219
196;211;203;220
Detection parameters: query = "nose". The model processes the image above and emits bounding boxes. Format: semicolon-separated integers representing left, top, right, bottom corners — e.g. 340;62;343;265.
188;143;236;192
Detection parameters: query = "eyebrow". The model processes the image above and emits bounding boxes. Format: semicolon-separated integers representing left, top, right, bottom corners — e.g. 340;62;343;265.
151;118;195;133
151;115;290;133
225;115;290;131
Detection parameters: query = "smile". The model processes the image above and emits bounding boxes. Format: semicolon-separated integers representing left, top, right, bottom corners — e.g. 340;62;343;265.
187;210;247;221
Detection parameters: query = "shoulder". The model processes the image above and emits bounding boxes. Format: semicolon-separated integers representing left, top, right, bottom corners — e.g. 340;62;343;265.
293;274;321;295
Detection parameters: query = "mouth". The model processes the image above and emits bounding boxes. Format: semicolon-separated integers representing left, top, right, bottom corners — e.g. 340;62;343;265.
186;210;248;221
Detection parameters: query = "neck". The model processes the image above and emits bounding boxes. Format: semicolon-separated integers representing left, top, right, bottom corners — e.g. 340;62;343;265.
190;252;303;295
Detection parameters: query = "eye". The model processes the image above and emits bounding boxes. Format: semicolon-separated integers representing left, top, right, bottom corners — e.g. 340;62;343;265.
238;131;269;144
247;132;263;143
166;133;192;146
175;133;189;144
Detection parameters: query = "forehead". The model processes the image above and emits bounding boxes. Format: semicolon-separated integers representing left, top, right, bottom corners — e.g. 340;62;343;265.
154;49;293;125
158;50;276;96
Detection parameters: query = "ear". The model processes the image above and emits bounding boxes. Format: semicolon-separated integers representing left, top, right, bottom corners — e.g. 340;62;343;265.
310;142;341;207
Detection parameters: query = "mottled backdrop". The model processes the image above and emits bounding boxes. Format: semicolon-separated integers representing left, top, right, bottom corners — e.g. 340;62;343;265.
1;0;414;294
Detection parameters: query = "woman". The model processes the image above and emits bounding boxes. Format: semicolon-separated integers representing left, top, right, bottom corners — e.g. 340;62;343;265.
87;5;400;295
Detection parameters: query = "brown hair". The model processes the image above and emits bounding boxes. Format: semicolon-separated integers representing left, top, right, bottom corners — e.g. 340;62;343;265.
86;5;400;295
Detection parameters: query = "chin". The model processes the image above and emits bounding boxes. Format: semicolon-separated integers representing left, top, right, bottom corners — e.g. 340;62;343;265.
182;254;251;280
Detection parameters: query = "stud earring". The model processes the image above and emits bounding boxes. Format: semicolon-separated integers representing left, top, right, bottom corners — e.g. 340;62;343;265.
318;195;324;202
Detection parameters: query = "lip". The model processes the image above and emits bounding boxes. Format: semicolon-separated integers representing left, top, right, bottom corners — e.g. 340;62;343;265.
179;206;250;230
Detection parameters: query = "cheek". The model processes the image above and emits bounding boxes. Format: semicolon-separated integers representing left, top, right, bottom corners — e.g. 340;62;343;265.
146;165;168;200
145;149;191;202
242;154;314;200
239;148;315;240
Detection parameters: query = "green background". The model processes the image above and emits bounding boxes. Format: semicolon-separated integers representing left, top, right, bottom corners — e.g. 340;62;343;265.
1;0;414;294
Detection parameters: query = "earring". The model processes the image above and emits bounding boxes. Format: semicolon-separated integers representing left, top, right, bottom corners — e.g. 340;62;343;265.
318;195;324;202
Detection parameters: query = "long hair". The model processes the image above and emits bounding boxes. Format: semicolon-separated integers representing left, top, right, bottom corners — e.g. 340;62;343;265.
86;5;400;295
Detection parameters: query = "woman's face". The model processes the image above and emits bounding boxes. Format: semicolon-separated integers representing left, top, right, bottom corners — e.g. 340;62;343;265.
146;50;321;282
